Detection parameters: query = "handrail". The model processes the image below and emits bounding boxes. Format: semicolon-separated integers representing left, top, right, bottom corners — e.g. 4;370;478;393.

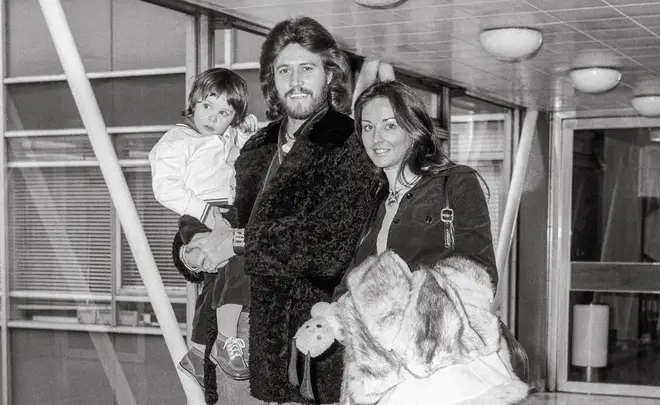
37;1;205;403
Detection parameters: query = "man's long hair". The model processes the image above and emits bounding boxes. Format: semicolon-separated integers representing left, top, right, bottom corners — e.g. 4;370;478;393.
260;17;352;121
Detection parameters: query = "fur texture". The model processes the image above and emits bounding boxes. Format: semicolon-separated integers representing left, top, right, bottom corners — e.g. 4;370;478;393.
331;251;529;405
232;110;382;403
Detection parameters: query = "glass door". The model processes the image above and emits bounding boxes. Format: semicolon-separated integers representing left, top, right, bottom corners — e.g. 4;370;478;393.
551;116;660;398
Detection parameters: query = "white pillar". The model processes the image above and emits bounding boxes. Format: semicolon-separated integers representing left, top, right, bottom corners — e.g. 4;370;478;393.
37;1;205;403
494;109;539;319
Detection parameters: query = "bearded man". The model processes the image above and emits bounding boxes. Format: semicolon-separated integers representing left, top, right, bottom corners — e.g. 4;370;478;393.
173;16;381;404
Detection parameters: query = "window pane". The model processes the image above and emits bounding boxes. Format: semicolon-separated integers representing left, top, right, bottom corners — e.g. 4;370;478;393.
7;136;96;161
241;69;268;122
571;130;660;263
120;167;184;290
7;0;111;76
7;0;187;77
214;29;225;66
450;95;510;249
117;302;186;328
10;330;185;405
111;0;187;70
8;167;113;294
411;87;433;113
234;29;264;64
7;74;185;130
114;133;162;160
566;130;660;388
11;297;111;324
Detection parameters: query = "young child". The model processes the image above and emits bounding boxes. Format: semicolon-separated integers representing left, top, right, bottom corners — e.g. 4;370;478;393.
149;67;257;384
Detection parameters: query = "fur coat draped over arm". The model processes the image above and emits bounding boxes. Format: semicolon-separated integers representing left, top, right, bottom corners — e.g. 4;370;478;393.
334;251;528;405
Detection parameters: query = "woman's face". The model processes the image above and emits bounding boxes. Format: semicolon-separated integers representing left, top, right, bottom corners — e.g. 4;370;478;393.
360;97;410;171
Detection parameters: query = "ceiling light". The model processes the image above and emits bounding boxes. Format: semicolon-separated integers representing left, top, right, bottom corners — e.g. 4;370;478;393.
649;128;660;142
569;68;621;93
632;78;660;117
352;0;407;7
479;27;543;61
568;51;622;93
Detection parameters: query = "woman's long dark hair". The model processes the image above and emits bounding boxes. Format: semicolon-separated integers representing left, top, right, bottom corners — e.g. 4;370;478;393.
259;17;352;121
353;80;455;185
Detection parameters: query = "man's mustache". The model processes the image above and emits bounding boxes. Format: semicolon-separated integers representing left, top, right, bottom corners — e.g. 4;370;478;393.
285;87;313;98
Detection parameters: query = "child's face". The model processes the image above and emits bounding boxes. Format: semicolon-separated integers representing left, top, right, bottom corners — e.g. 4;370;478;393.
192;93;237;137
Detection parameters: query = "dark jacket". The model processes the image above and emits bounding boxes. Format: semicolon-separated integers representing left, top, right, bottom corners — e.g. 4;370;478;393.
333;165;498;300
174;109;381;403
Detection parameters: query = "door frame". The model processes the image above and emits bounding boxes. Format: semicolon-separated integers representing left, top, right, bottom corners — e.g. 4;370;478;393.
549;114;660;397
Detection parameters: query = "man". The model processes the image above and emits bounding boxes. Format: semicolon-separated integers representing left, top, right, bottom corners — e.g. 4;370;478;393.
173;16;382;404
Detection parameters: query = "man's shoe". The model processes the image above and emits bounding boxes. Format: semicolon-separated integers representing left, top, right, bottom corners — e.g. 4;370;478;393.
211;335;250;381
177;346;205;388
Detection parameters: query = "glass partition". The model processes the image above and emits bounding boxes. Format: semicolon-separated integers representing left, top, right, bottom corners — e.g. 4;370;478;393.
568;129;660;387
3;0;192;404
450;95;512;253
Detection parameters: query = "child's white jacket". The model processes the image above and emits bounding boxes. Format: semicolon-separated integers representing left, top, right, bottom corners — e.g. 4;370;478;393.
148;122;250;223
332;251;529;405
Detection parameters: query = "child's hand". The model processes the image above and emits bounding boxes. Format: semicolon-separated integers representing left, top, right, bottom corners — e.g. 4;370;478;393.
185;247;204;271
239;114;259;135
203;206;230;230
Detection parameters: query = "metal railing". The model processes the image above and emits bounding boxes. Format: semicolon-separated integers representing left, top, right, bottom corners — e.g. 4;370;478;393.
37;0;205;403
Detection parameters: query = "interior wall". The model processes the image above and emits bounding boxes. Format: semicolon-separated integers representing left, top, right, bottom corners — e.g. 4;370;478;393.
517;111;551;392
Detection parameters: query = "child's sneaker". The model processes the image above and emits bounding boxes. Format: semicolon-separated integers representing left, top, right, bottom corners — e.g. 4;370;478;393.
177;346;206;388
211;335;250;380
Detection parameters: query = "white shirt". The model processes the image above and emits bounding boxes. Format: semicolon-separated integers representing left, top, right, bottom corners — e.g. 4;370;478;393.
148;122;251;226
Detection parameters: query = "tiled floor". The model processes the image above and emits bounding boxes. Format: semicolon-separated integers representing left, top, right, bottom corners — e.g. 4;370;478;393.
525;392;660;404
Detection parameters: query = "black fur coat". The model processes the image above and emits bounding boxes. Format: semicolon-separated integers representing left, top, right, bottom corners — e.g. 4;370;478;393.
235;109;380;403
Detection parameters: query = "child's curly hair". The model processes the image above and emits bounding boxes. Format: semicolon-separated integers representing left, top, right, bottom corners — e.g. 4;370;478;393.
184;68;249;126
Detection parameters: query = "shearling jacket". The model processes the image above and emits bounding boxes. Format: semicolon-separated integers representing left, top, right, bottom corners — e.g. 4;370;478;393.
173;108;382;403
239;109;380;403
333;251;529;405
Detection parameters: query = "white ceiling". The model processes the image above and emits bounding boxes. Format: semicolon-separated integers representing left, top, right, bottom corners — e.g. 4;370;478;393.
205;0;660;113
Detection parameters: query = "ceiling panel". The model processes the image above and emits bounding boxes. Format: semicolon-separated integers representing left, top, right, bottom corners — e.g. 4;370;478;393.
209;0;660;112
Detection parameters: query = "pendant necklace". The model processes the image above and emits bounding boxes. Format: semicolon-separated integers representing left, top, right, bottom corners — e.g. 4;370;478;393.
386;175;420;208
386;187;402;207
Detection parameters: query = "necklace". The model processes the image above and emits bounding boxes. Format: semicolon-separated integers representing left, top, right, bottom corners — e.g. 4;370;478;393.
387;187;403;207
386;175;421;207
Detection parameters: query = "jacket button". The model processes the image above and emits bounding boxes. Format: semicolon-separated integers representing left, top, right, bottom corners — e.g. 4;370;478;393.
425;216;432;223
405;192;413;199
393;219;400;224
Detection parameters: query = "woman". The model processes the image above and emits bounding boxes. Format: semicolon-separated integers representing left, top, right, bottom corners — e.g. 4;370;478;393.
293;80;528;405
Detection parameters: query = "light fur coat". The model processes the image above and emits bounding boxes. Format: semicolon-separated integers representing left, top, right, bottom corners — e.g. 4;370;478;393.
326;251;529;405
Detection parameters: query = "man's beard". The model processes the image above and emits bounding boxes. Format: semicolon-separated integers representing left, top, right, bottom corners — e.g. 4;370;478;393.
282;83;329;120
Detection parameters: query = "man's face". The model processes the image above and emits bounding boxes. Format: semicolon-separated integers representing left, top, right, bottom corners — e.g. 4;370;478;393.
274;43;328;120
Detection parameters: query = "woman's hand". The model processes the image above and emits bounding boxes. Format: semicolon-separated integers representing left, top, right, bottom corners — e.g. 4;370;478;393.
187;210;235;272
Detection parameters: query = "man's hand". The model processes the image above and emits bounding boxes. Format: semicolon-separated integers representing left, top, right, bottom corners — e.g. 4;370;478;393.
187;210;236;272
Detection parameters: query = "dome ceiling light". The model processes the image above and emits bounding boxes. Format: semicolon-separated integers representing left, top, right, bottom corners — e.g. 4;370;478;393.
479;27;543;61
568;51;622;94
352;0;408;8
632;78;660;117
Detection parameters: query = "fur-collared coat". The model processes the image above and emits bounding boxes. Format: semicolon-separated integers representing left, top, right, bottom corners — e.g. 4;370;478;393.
235;109;380;403
331;251;529;405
